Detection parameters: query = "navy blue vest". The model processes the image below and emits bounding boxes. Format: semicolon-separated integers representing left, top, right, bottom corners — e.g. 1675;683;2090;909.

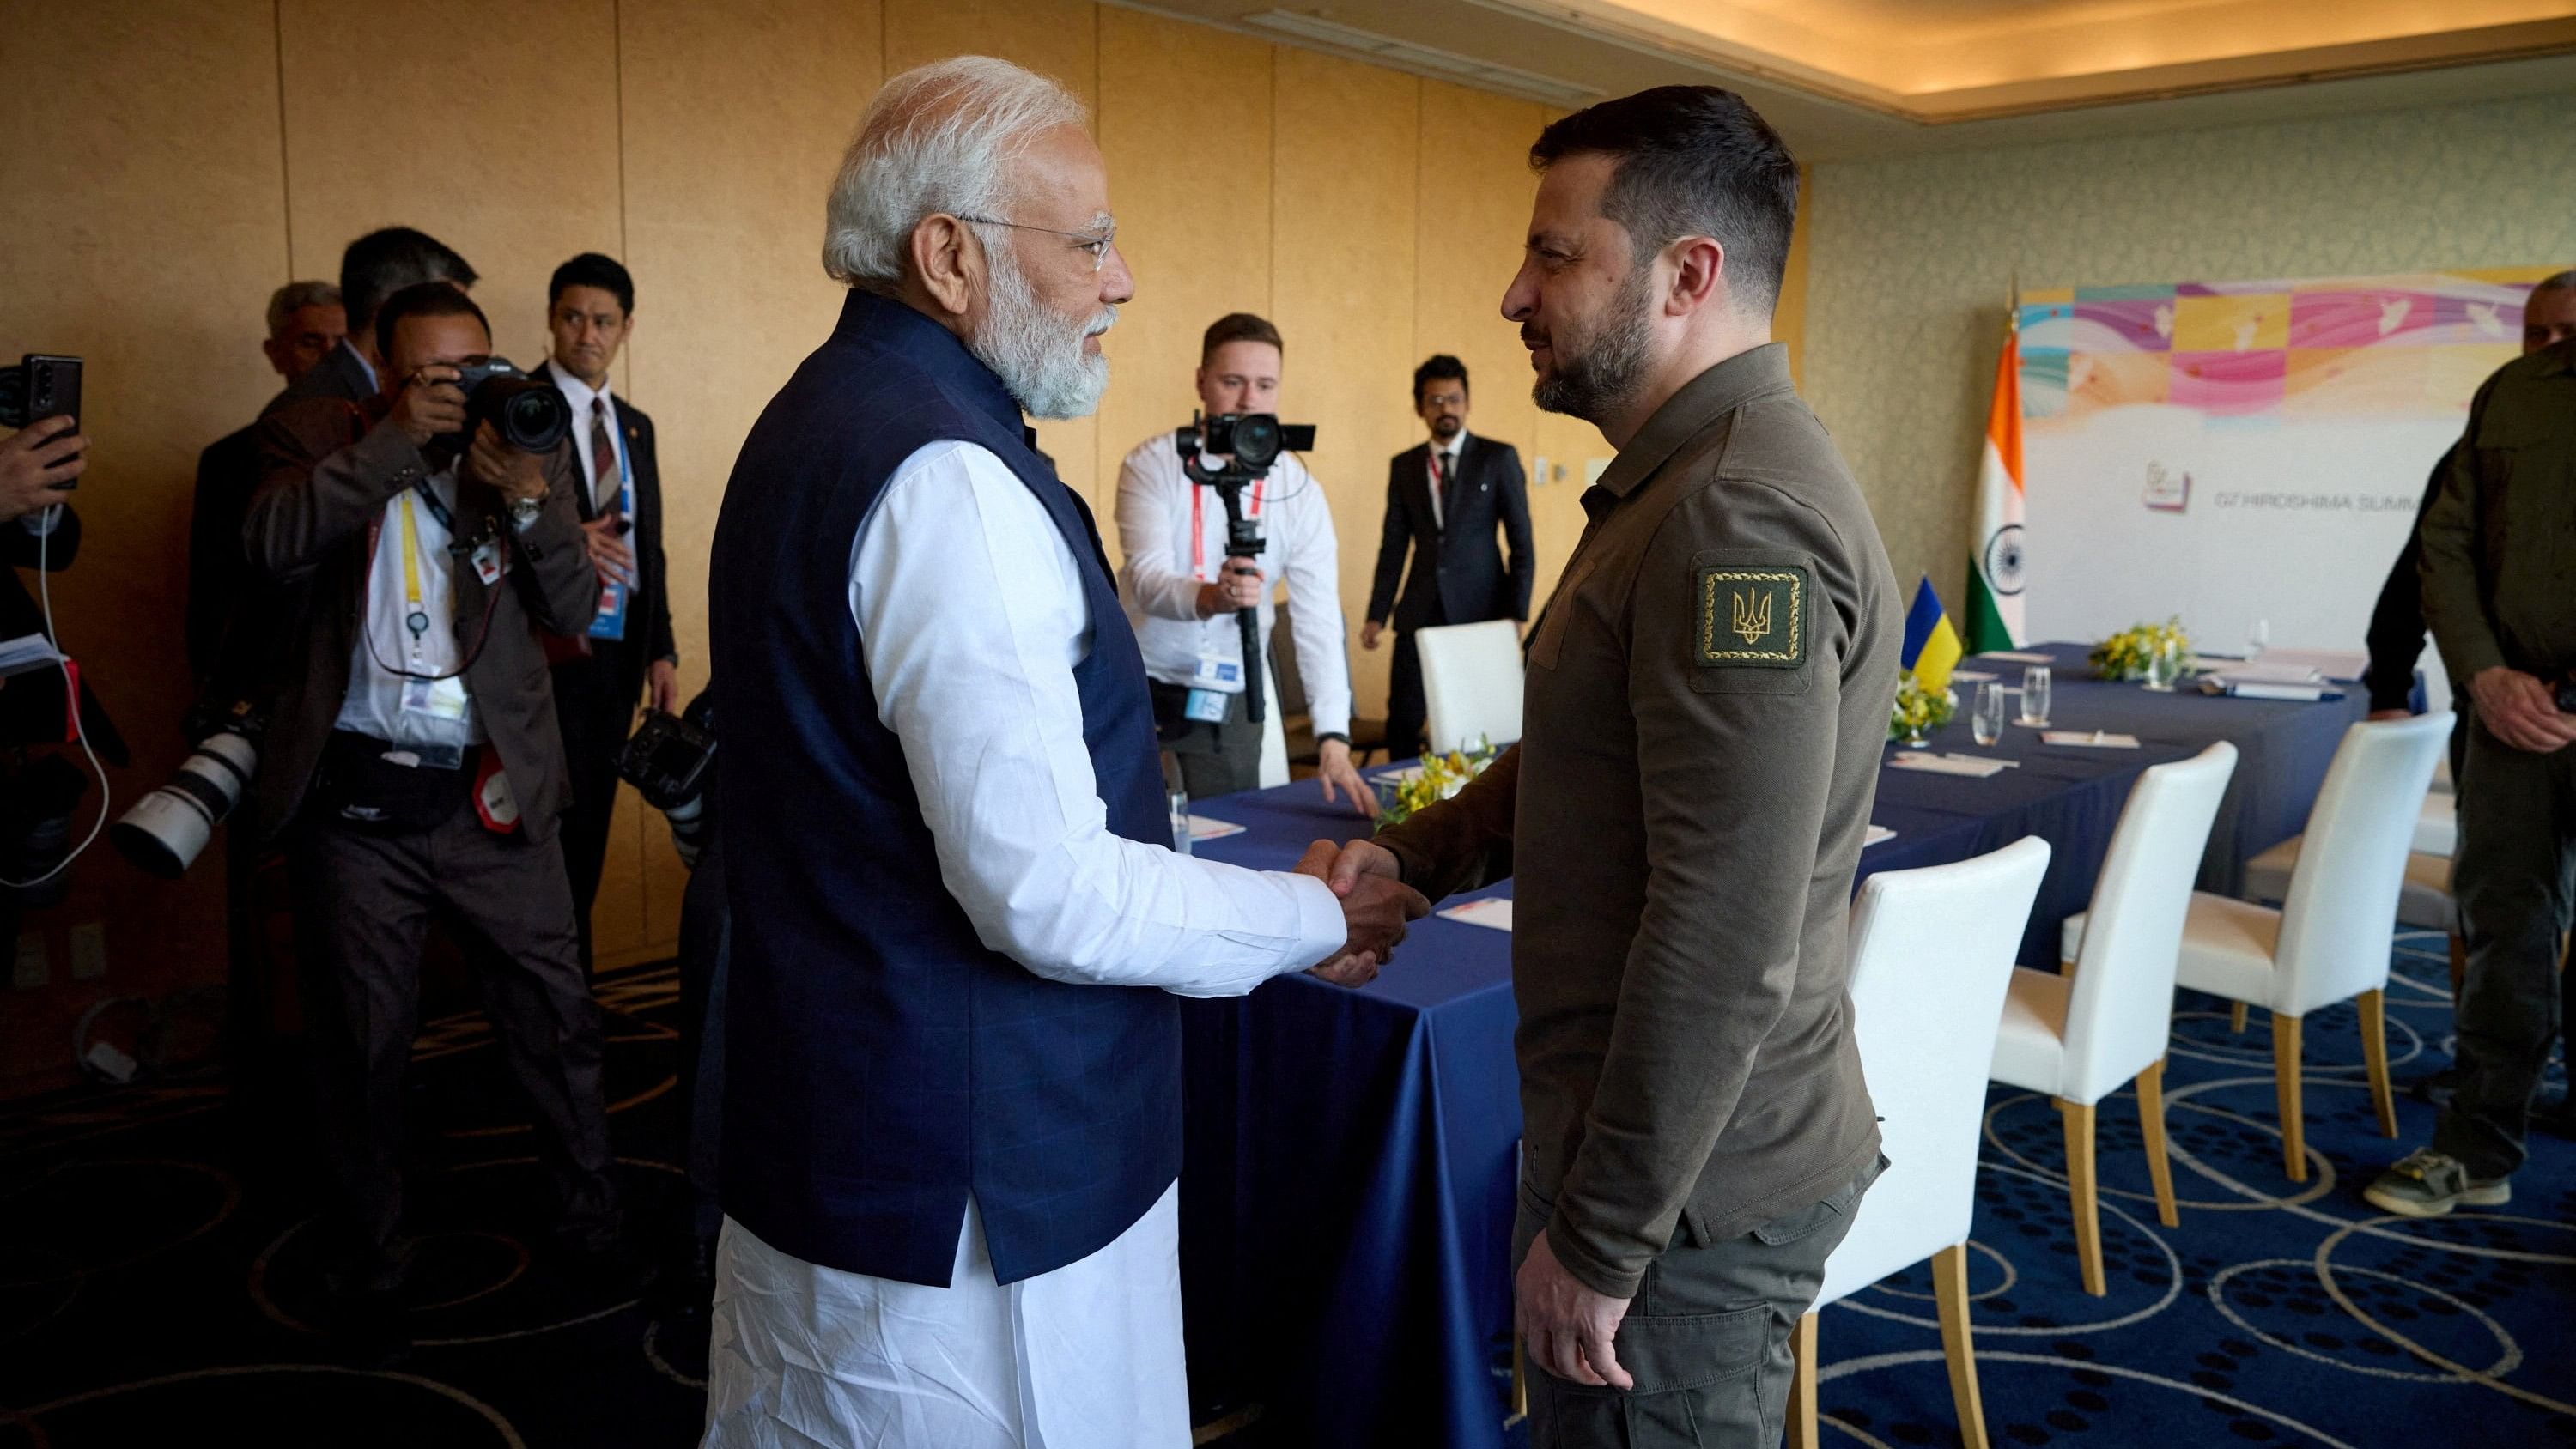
711;291;1180;1287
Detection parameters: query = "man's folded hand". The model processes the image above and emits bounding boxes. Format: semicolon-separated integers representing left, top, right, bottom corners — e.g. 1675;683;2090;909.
1292;838;1429;986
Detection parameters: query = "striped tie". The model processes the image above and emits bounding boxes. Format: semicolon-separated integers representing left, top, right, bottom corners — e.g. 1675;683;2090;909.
590;397;618;518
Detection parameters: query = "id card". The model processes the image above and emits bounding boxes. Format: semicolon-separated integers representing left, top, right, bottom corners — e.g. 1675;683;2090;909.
1183;688;1231;724
588;577;629;641
1190;654;1244;694
401;674;471;724
470;538;503;586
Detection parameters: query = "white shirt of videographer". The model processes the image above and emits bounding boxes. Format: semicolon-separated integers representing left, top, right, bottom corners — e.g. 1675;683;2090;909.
1114;435;1352;740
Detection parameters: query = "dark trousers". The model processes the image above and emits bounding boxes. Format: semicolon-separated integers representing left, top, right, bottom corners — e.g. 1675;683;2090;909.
288;794;619;1287
2433;717;2574;1179
674;836;730;1242
1161;684;1265;800
1512;1161;1878;1449
1382;600;1447;764
551;646;640;970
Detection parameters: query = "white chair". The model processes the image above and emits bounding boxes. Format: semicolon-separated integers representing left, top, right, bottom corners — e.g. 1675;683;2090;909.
1415;619;1522;755
2241;786;2455;930
2169;713;2453;1181
1786;837;2053;1449
1995;743;2239;1296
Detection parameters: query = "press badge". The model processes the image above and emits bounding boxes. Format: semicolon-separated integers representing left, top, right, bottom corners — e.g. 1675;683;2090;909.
401;674;471;724
588;575;629;641
1183;688;1230;724
470;538;503;586
1190;655;1245;693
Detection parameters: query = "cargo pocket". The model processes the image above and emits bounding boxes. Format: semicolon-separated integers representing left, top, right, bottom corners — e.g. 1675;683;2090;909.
1529;1303;1772;1448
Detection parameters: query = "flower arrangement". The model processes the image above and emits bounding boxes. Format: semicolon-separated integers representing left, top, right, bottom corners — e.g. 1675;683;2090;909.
2090;618;2192;682
1376;737;1498;828
1888;676;1956;745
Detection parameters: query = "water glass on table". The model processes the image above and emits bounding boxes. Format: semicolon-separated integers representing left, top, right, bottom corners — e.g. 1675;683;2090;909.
1972;680;2008;747
1169;790;1193;855
2019;665;2052;727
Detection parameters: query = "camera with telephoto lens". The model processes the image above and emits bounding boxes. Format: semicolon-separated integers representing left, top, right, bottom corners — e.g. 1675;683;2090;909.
619;694;716;867
447;356;571;455
111;698;264;879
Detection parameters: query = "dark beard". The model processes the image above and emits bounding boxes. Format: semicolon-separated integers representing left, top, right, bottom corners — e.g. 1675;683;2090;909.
1532;267;1652;423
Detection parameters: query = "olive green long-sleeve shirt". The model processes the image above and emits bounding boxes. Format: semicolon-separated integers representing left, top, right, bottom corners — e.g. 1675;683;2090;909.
2420;340;2576;685
1376;344;1898;1299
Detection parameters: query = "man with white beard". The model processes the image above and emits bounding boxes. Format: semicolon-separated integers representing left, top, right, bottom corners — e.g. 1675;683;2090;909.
702;58;1429;1448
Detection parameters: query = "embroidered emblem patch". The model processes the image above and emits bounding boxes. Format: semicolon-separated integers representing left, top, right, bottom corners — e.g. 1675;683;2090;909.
1696;565;1807;668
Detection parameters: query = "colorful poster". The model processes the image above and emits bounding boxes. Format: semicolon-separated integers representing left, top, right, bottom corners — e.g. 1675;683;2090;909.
2015;266;2556;703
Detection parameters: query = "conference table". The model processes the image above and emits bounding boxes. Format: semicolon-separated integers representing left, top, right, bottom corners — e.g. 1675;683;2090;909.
1173;641;2372;1447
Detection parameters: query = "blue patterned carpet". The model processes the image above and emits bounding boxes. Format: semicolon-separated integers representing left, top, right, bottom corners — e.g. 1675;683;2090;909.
1802;927;2575;1449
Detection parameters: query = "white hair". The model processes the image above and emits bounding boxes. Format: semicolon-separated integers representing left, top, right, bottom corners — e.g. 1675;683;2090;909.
823;56;1087;290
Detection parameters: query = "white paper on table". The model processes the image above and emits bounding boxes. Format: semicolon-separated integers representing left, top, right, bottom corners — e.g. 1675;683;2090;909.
2257;647;2366;682
1439;898;1514;931
1947;669;2000;683
1886;751;2008;779
2215;662;2324;686
1370;765;1425;784
1864;824;1897;846
1976;651;2056;664
1185;815;1247;841
2042;731;2142;749
2210;680;2330;702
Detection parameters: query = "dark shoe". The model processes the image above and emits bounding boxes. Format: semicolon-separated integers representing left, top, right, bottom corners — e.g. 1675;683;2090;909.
2362;1148;2510;1219
2407;1066;2462;1109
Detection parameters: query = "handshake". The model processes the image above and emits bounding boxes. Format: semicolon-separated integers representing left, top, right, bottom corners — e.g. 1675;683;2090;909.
1293;837;1429;988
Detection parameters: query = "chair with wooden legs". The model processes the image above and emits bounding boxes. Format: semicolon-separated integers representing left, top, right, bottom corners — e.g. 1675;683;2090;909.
2167;713;2452;1181
1996;743;2239;1296
1786;837;2053;1449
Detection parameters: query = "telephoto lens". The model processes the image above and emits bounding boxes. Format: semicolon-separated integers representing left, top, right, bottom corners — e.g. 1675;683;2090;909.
453;357;572;452
112;731;258;878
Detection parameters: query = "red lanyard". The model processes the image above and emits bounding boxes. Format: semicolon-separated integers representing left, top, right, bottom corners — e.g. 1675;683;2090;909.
1188;470;1266;581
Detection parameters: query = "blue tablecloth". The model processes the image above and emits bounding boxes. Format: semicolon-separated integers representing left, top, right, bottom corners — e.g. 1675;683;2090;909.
1177;642;2367;1447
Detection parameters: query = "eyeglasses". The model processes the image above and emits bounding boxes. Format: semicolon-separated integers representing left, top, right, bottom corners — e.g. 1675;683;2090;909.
956;215;1118;272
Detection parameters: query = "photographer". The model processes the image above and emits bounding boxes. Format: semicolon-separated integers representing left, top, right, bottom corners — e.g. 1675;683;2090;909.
1115;312;1369;811
243;282;623;1355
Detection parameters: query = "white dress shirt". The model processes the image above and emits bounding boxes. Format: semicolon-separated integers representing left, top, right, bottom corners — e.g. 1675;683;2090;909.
702;438;1348;1447
331;467;483;750
546;364;628;516
1425;432;1467;532
1113;434;1353;738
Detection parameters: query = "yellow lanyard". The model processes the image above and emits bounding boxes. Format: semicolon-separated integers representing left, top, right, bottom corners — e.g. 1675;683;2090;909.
398;493;430;648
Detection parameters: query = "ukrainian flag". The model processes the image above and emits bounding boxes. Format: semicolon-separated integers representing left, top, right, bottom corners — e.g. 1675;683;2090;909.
1901;576;1963;694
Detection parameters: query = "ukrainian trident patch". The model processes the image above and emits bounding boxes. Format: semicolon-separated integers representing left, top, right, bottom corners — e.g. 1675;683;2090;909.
1696;564;1807;668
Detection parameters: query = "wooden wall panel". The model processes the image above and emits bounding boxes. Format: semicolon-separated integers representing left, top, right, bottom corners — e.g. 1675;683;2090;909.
276;0;624;369
884;0;1102;505
0;0;286;1094
1269;49;1419;710
611;0;884;961
1092;7;1273;550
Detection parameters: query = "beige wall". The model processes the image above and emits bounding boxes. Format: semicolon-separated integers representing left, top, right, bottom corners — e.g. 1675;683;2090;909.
1801;92;2576;605
0;0;1648;1096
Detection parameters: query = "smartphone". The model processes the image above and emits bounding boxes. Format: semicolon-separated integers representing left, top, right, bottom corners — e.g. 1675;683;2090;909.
4;355;84;481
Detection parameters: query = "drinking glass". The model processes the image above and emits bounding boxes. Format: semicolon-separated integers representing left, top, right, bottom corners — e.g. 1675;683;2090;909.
1169;790;1193;856
1972;681;2007;747
2142;640;2180;692
2246;616;2270;661
2019;665;2053;727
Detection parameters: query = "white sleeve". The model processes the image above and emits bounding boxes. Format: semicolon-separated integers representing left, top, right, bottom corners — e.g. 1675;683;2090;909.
1278;462;1353;737
851;440;1348;997
1114;442;1205;623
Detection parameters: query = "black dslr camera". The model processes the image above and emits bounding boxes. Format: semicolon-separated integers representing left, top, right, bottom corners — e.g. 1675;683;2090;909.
0;354;82;432
620;694;717;868
446;356;571;455
1171;413;1315;724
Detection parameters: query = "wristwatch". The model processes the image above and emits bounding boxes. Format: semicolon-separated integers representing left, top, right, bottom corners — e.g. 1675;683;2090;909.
508;495;543;530
1315;731;1352;749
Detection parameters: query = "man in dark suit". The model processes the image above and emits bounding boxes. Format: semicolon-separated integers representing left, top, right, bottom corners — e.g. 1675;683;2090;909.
1364;355;1534;759
532;252;677;970
245;282;621;1354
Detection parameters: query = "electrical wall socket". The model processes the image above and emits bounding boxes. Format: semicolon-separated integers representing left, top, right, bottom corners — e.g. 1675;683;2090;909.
70;923;105;981
13;932;46;991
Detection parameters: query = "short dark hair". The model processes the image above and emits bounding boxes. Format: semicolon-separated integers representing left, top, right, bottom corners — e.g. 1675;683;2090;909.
1529;87;1798;314
550;252;635;315
1201;312;1284;365
374;281;490;361
1413;355;1469;404
340;227;477;332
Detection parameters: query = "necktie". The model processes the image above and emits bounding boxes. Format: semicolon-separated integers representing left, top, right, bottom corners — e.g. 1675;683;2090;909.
590;397;618;518
1435;449;1455;530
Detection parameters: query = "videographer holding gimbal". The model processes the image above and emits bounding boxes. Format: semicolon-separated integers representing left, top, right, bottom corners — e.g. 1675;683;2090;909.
242;281;627;1356
1115;312;1370;811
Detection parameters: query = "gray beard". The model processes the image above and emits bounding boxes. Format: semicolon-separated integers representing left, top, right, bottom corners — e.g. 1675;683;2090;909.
972;249;1114;421
1532;266;1652;424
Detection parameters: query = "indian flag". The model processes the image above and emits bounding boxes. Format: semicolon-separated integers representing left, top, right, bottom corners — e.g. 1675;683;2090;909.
1965;318;2026;654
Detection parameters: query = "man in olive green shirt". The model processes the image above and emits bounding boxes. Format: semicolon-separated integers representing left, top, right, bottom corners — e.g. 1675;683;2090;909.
2367;330;2576;1217
1320;86;1895;1446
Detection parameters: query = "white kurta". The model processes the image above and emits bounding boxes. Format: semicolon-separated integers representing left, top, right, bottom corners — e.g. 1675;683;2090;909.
702;439;1348;1449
